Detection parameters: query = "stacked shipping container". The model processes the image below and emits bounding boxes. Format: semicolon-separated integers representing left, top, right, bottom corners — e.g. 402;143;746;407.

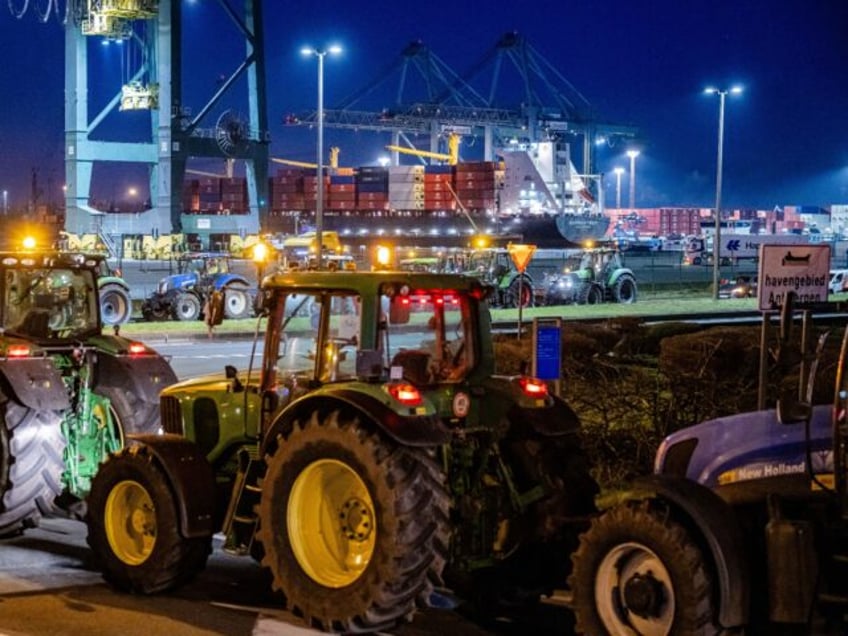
453;161;502;212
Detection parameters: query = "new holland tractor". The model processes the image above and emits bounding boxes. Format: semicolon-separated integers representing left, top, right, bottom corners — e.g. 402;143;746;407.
140;252;253;321
0;251;177;536
569;294;848;635
85;269;598;632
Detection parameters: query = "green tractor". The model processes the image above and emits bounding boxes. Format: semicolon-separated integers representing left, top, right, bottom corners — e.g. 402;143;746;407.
544;247;637;305
86;269;597;632
0;251;177;536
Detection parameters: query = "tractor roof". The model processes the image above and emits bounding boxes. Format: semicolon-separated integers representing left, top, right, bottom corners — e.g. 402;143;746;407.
0;251;107;269
262;269;490;297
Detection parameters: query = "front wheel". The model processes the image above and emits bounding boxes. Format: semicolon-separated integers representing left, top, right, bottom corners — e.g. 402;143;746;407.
172;292;201;321
256;410;450;633
570;501;718;636
86;446;212;594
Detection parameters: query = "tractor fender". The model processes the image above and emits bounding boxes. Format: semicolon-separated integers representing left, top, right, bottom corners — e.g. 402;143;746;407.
93;349;178;404
263;390;450;455
126;434;217;538
0;358;70;411
212;274;250;291
97;275;130;292
507;394;581;436
608;268;636;285
633;474;750;628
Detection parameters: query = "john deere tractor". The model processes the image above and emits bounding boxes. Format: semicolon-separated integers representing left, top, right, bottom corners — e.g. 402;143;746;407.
86;269;597;632
0;251;177;536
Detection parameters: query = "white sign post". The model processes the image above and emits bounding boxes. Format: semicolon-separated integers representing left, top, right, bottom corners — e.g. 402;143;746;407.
757;244;831;311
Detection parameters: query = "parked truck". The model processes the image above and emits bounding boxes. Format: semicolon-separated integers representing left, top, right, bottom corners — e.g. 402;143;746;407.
0;251;177;536
86;268;597;632
569;294;848;634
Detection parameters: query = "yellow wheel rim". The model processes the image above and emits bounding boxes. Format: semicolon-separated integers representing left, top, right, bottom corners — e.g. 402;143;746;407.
104;480;157;566
288;459;377;588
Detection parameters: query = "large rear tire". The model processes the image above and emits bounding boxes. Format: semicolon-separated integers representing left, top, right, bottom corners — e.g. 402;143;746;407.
100;284;132;326
613;274;638;304
223;283;251;319
579;283;604;305
570;500;718;636
95;384;161;436
256;410;450;633
505;277;534;308
0;392;64;536
453;427;598;621
86;446;212;594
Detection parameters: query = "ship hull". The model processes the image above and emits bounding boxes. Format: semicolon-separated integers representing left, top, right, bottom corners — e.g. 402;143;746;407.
267;210;610;248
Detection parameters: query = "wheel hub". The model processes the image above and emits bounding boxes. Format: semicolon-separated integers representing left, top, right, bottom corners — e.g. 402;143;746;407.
339;497;374;541
623;572;666;619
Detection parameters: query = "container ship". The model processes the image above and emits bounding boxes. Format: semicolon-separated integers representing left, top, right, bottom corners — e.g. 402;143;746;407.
182;141;610;249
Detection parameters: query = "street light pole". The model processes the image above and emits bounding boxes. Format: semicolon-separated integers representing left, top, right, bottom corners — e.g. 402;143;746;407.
613;167;624;211
705;85;743;300
626;150;640;213
302;44;342;269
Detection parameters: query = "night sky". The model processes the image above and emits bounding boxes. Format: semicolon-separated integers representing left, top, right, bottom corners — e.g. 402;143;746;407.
0;0;845;210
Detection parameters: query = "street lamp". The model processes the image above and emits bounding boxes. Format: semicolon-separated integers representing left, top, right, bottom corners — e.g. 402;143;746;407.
2;190;7;215
626;150;640;212
301;44;342;269
704;85;743;300
613;167;624;211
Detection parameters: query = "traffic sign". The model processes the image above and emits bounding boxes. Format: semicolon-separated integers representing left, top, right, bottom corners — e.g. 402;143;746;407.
757;243;830;310
507;243;536;273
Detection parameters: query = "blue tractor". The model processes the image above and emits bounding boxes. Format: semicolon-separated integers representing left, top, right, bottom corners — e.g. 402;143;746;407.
141;252;253;321
569;294;848;635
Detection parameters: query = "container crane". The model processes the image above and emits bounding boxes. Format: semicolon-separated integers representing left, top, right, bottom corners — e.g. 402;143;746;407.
386;133;460;165
271;147;342;170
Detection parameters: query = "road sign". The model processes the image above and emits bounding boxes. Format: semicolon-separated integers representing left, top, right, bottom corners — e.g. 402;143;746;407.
508;243;536;273
757;243;831;310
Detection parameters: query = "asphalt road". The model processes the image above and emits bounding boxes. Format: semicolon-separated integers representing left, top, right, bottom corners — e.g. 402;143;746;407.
0;517;574;636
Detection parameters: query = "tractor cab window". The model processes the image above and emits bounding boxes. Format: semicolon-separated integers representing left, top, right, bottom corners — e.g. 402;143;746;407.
3;267;98;339
383;290;473;385
271;292;361;386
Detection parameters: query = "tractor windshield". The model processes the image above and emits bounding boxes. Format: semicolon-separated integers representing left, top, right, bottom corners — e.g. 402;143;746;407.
383;290;474;385
2;266;99;339
267;291;362;385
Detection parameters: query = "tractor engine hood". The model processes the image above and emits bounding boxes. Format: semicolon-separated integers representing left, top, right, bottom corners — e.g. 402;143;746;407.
655;404;833;489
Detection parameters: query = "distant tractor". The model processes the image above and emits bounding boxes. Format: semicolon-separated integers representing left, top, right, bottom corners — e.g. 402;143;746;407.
544;247;637;305
569;295;848;634
0;251;176;536
86;269;597;632
140;252;253;321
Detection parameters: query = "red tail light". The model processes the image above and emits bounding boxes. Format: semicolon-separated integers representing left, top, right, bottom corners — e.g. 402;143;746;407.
128;342;147;355
519;377;548;398
6;344;30;358
386;382;423;407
